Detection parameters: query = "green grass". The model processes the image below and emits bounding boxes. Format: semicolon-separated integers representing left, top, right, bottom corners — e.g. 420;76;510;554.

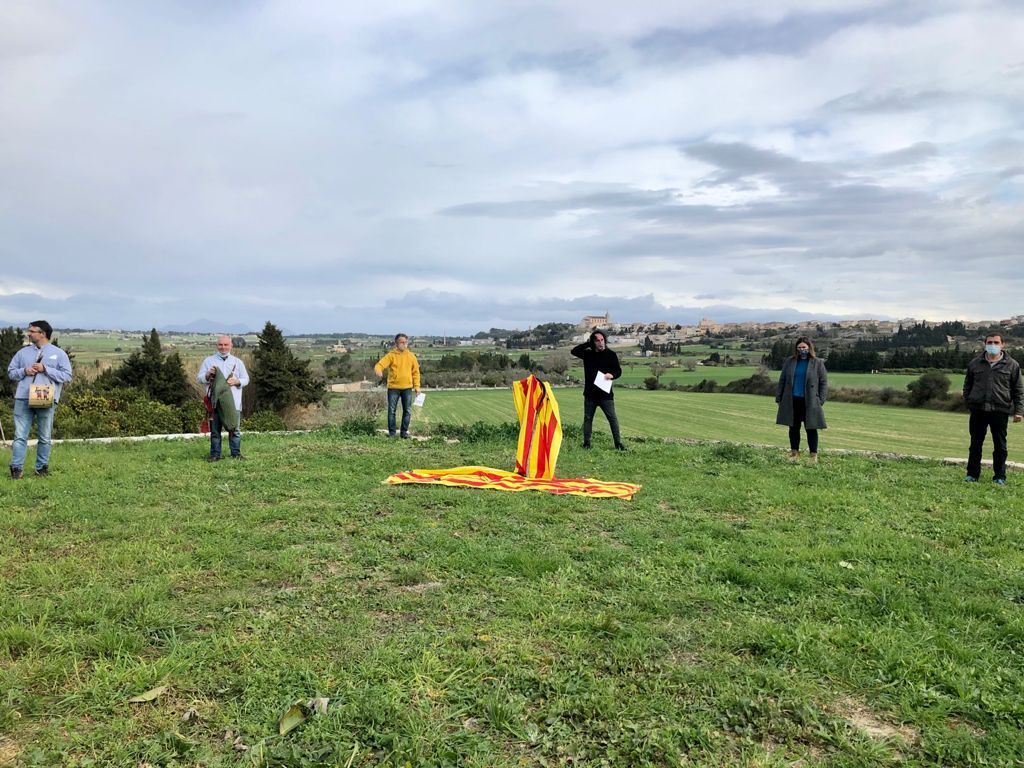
2;433;1022;766
573;364;964;392
403;389;976;459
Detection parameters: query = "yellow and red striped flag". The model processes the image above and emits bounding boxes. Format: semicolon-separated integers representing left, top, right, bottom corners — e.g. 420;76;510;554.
386;466;641;500
384;376;641;500
512;374;562;479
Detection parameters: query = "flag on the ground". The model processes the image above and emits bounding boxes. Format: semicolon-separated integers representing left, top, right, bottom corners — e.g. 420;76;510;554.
385;466;641;500
384;375;640;500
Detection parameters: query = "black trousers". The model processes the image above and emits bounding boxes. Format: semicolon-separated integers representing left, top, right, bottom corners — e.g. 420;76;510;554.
967;410;1009;480
789;396;819;453
583;397;622;446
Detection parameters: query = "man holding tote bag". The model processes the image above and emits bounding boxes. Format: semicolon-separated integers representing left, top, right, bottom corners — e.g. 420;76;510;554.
7;320;73;479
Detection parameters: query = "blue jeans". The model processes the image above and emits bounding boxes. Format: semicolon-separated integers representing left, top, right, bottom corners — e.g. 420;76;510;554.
210;410;241;458
387;388;413;436
11;399;56;471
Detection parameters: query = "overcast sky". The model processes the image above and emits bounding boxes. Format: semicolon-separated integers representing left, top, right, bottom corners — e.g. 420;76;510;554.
1;1;1022;334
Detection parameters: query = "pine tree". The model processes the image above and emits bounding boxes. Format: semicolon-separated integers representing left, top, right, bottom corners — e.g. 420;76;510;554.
99;328;191;406
0;326;24;398
252;321;324;413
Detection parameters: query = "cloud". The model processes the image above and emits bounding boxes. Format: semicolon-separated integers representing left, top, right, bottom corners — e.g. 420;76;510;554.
1;1;1023;333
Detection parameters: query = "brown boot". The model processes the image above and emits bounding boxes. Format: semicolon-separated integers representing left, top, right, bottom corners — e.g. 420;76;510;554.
809;452;818;464
788;450;799;461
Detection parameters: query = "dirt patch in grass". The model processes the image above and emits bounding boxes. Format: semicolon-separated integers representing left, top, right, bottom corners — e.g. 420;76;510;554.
833;696;919;745
0;738;21;766
946;717;986;738
400;581;443;593
668;649;703;667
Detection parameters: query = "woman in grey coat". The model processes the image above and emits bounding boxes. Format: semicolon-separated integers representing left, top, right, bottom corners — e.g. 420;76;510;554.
775;337;828;462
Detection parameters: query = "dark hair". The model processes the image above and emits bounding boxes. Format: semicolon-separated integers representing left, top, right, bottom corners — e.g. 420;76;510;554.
792;337;816;359
984;332;1003;343
30;320;53;340
589;329;607;345
394;333;408;343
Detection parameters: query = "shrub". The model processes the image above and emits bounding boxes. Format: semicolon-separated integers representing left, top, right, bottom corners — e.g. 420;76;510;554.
907;371;951;407
877;387;900;405
241;410;287;432
57;388;186;438
480;371;504;387
709;442;763;464
723;372;775;396
0;400;12;439
329;416;378;436
431;421;520;442
643;377;661;390
329;391;386;422
179;399;208;433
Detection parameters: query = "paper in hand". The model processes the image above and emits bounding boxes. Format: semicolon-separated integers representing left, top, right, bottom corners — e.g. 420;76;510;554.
413;392;426;407
593;371;613;394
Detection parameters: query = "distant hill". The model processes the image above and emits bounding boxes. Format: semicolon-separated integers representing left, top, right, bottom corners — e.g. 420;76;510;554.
158;319;255;334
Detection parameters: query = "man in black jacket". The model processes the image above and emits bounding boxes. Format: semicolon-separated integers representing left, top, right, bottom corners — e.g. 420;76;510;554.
571;329;626;450
963;332;1024;485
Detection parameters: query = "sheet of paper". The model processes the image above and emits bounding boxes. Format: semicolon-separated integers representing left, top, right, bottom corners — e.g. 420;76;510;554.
413;392;426;407
593;371;613;394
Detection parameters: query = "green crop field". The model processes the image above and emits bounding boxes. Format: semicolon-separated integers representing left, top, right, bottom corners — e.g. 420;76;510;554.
52;332;259;376
390;388;984;460
2;433;1022;765
573;364;964;392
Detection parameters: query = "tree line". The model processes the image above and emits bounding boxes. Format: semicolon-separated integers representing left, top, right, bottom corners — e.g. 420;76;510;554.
761;338;1023;372
1;322;324;439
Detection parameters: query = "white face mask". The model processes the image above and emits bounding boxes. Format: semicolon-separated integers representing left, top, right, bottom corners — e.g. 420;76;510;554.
985;343;1001;356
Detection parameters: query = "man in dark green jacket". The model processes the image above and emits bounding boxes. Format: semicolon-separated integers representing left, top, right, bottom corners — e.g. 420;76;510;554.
963;333;1024;484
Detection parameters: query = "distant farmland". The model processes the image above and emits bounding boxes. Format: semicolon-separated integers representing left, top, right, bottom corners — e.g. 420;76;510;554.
374;388;974;460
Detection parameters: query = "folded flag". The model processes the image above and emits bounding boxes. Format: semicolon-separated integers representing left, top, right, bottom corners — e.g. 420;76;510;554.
512;374;562;479
209;367;240;431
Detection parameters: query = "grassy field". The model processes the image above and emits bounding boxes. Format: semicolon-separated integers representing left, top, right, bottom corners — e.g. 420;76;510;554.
394;388;982;460
51;331;964;394
2;434;1021;766
573;364;964;392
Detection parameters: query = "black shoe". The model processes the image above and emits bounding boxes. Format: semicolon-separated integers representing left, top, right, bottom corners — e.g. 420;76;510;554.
10;467;23;480
614;443;627;451
230;454;247;460
400;433;410;439
35;465;49;477
582;443;591;449
207;456;221;462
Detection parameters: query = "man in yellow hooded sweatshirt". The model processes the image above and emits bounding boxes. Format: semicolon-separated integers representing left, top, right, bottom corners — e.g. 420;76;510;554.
374;333;421;438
